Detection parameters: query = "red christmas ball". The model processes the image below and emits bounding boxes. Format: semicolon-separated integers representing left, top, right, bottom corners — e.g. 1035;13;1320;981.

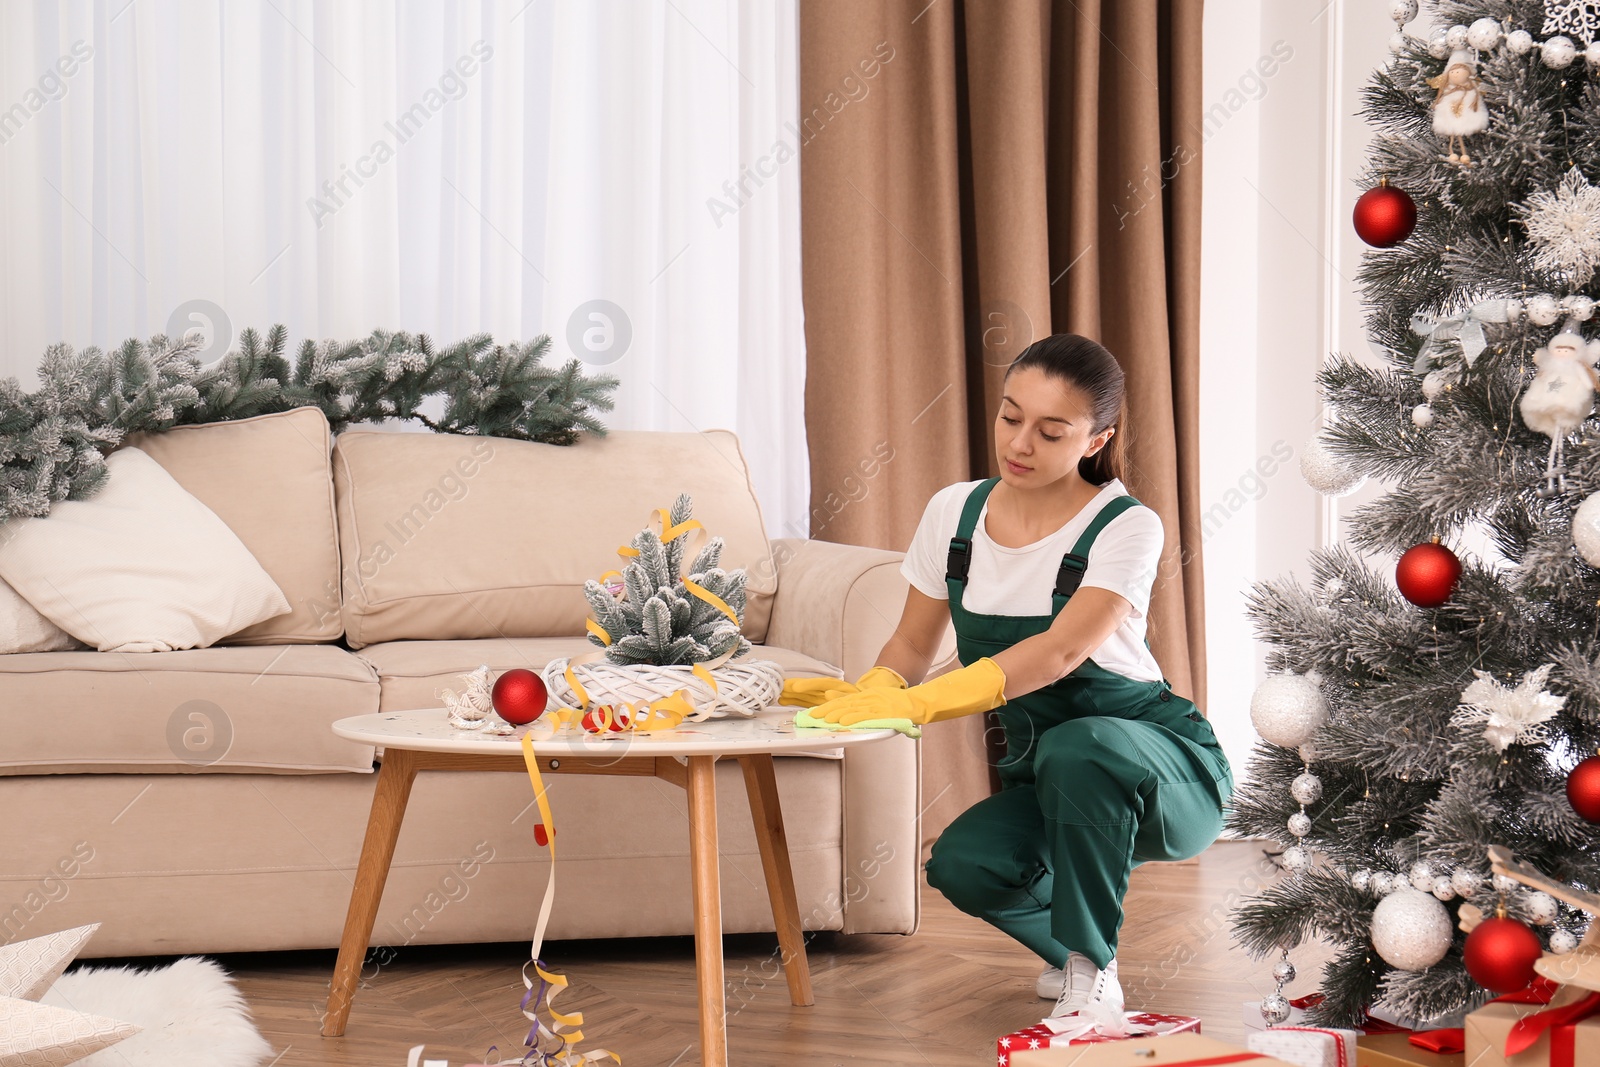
1354;180;1418;247
1463;916;1544;993
491;669;548;725
1395;541;1461;607
1567;755;1600;823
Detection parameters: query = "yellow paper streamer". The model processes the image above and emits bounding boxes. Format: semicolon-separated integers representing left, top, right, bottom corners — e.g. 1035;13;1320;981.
519;733;621;1065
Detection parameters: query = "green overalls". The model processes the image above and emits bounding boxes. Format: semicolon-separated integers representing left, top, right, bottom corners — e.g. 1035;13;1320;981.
924;478;1233;970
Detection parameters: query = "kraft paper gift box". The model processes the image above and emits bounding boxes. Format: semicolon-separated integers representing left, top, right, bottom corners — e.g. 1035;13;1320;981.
998;1011;1200;1065
1353;1031;1464;1067
1009;1031;1294;1066
1462;984;1600;1067
1247;1025;1359;1067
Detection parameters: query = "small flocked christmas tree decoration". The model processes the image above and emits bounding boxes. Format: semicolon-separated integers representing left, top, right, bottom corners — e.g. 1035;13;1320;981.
1230;0;1600;1031
582;492;752;667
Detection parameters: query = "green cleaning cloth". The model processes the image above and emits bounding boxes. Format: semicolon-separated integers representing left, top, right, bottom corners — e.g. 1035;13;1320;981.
793;708;921;739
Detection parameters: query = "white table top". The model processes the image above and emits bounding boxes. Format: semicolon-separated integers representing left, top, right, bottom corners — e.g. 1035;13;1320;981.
332;708;897;757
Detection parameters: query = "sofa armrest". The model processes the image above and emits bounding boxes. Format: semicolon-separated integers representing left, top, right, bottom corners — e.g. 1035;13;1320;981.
766;537;943;935
765;538;900;678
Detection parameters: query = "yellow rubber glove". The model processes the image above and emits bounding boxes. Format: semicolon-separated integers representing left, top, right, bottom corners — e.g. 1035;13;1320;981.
810;658;1007;727
779;665;909;708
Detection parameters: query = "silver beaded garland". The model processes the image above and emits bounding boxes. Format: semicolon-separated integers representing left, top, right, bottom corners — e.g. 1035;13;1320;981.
1288;812;1312;838
1409;860;1434;893
1352;868;1373;892
1282;846;1311;872
1432;875;1456;901
1551;928;1579;954
1451;868;1481;898
1273;958;1297;984
1260;991;1292;1027
1527;891;1559;926
1291;772;1323;805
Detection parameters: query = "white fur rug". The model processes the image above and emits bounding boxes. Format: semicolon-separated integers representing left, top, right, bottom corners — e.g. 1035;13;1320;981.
40;956;275;1066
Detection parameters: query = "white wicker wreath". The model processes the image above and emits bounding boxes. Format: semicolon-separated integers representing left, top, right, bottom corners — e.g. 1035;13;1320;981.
540;657;785;719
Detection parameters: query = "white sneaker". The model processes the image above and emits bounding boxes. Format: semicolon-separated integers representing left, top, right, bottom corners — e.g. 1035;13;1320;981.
1047;953;1122;1018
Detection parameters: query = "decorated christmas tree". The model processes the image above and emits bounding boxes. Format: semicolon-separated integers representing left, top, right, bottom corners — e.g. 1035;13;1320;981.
1230;0;1600;1028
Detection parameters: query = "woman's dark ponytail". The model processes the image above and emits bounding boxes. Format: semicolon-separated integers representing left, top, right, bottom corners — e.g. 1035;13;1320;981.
1004;334;1128;486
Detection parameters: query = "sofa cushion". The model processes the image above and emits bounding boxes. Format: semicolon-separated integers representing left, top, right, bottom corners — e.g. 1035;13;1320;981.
0;448;290;653
127;407;342;644
0;578;81;655
0;645;378;774
332;430;778;648
353;637;840;712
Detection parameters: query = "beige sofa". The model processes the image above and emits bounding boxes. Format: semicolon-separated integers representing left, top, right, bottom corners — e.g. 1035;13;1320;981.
0;409;933;958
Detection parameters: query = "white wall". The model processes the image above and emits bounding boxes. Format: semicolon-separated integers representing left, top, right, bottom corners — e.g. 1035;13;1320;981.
1200;0;1396;785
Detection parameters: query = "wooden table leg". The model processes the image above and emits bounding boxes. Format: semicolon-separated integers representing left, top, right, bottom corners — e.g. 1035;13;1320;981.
322;748;419;1037
738;754;814;1007
685;755;727;1067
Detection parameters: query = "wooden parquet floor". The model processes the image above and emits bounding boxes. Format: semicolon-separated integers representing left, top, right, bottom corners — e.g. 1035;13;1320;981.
209;840;1327;1066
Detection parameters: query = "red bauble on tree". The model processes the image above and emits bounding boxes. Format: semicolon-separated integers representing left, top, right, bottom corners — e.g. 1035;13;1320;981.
1354;177;1418;247
1567;755;1600;823
491;668;548;725
1396;540;1462;607
1463;915;1544;993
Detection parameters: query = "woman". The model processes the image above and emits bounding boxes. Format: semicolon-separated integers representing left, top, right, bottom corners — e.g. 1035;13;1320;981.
785;333;1233;1017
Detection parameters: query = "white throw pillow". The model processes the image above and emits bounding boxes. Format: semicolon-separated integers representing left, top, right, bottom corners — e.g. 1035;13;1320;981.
0;577;80;655
0;448;291;653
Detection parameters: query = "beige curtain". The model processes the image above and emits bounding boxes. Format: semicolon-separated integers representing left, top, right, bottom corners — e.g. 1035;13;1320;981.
799;0;1207;857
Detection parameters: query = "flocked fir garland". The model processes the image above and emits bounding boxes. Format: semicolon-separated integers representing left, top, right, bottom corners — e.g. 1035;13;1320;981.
1230;0;1600;1031
0;325;618;523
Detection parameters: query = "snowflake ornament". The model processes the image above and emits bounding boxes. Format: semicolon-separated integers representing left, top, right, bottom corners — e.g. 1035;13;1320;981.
1544;0;1600;43
1518;168;1600;286
1452;663;1567;752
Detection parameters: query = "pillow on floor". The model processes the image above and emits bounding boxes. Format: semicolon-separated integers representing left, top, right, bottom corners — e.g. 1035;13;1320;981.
0;576;81;655
0;447;291;653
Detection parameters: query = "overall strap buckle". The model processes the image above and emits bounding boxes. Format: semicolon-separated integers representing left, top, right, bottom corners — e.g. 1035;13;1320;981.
1053;553;1088;599
946;537;973;584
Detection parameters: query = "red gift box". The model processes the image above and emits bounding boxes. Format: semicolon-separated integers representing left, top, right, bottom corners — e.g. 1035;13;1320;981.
997;1011;1201;1065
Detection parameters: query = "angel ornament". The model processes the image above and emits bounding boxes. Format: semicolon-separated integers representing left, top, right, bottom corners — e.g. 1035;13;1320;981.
1519;319;1600;493
1427;49;1489;165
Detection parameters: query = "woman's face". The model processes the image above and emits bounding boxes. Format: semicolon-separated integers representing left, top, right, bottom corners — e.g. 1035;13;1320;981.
994;366;1114;489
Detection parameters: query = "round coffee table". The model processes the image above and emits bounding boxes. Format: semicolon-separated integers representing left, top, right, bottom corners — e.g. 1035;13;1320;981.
320;708;897;1067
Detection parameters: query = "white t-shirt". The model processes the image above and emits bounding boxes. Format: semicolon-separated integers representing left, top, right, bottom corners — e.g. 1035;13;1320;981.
900;477;1166;682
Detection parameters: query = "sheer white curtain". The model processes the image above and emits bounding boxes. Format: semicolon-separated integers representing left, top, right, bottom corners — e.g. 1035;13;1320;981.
0;0;808;539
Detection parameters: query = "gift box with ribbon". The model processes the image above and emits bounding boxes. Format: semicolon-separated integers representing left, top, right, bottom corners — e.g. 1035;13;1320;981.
1007;1031;1294;1066
1354;1031;1464;1067
1461;976;1600;1067
1247;1025;1358;1067
997;1004;1200;1065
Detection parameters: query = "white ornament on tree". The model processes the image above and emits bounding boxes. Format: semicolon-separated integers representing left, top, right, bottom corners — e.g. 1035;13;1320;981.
1519;168;1600;285
1467;17;1501;50
1282;846;1311;872
1300;435;1366;496
1252;673;1329;748
1372;871;1395;895
1445;24;1469;49
1452;868;1481;898
1371;888;1454;971
1452;663;1567;752
1552;928;1580;954
1412;403;1435;428
1421;366;1461;400
1543;34;1580;68
1527;891;1560;925
1352;868;1374;892
1573;492;1600;566
1528;294;1565;326
1427;25;1452;58
1432;875;1456;901
1507;28;1536;55
1291;771;1324;806
1388;0;1418;23
1288;811;1312;838
1518;320;1600;491
1409;860;1435;893
1428;49;1489;165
